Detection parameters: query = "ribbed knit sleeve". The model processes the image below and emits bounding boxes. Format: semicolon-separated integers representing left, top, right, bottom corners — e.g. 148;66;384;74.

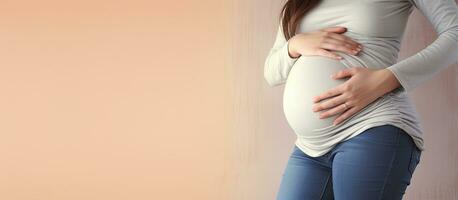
264;23;300;87
386;0;458;93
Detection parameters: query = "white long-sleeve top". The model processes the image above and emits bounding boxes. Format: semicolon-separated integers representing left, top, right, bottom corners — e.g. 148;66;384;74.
264;0;458;157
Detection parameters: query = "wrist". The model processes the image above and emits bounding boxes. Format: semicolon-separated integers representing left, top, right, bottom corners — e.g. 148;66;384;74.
287;37;300;58
379;68;401;94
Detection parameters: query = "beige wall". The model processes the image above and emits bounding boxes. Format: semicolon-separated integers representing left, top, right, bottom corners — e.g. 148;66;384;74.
0;0;456;200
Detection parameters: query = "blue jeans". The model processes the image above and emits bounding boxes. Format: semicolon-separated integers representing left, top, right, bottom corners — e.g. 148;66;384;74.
276;125;422;200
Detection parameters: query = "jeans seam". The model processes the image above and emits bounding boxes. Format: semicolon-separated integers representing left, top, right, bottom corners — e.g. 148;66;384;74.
319;173;332;200
377;127;401;200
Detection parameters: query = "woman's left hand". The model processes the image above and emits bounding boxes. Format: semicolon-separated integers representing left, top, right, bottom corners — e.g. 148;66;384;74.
311;67;401;126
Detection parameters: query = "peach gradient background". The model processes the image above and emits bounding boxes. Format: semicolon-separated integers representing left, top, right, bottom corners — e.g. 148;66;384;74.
0;0;457;200
0;0;234;199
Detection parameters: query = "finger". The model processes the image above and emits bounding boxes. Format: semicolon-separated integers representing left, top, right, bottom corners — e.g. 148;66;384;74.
320;35;361;56
320;26;347;33
327;32;361;47
320;40;360;55
312;86;342;103
331;68;354;79
314;48;343;60
333;106;359;125
327;32;361;48
319;102;349;119
312;94;346;112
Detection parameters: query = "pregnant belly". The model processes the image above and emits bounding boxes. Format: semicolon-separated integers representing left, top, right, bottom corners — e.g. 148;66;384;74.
283;55;351;136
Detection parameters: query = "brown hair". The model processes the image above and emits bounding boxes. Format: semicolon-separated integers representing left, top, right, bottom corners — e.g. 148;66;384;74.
279;0;321;40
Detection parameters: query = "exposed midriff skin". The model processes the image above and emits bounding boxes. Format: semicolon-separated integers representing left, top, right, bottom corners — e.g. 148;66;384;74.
283;55;350;136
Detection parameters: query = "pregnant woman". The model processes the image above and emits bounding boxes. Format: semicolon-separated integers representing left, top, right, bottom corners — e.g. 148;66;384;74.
264;0;458;199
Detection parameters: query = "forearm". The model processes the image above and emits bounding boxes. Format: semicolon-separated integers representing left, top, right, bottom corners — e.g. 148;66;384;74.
386;0;458;92
264;25;300;87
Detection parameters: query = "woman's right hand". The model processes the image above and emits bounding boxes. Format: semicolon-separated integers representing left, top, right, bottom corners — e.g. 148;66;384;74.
288;26;362;60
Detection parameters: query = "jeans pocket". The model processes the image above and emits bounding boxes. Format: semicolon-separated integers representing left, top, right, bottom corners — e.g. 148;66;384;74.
408;144;421;176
